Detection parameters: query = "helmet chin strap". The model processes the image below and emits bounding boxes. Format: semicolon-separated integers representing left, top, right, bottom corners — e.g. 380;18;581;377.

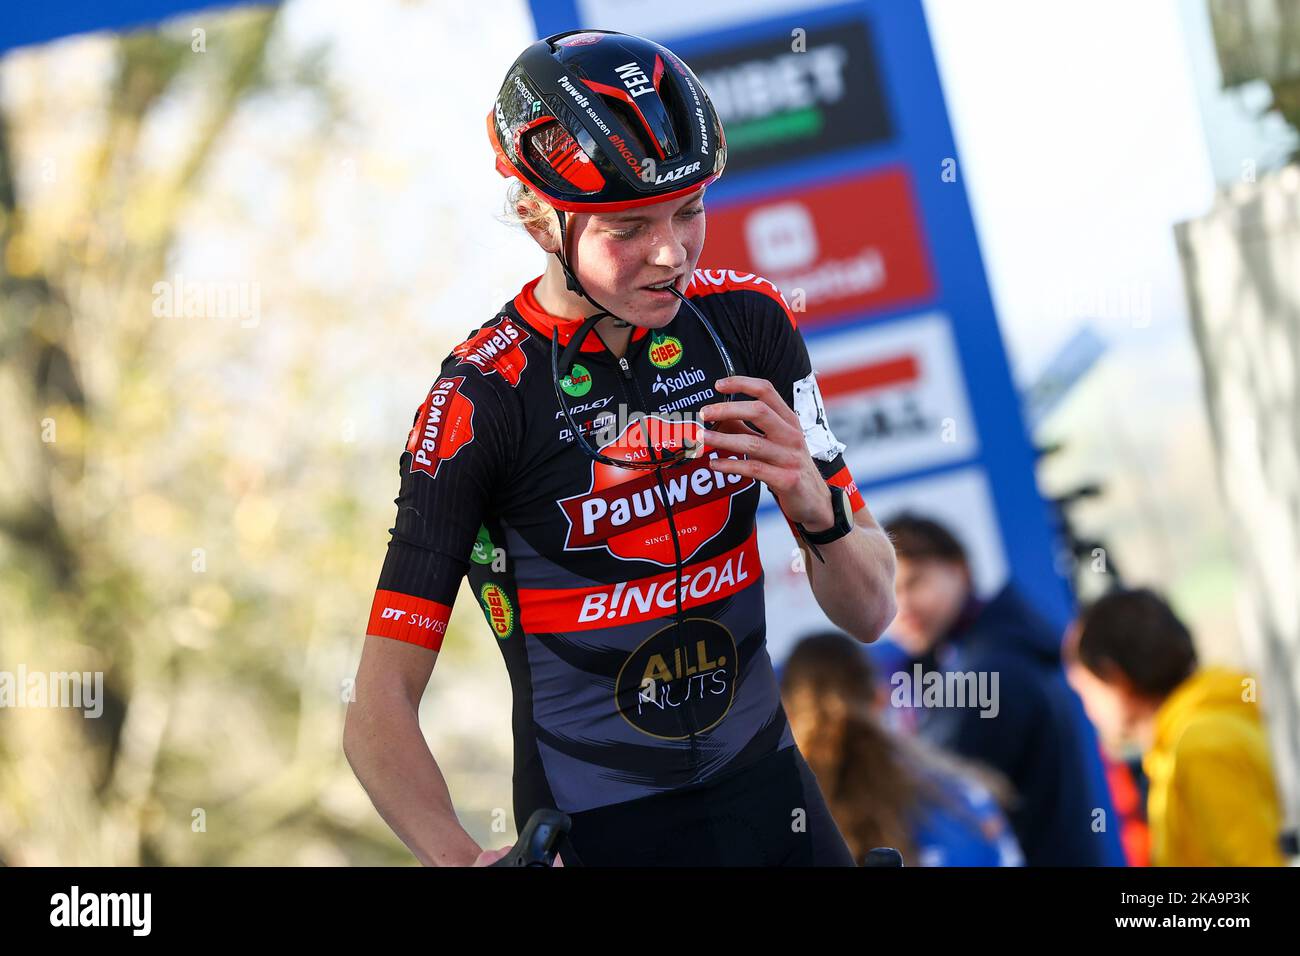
553;209;629;331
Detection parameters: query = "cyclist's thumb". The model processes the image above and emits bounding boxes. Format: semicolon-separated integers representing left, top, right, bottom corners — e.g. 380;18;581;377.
470;845;514;867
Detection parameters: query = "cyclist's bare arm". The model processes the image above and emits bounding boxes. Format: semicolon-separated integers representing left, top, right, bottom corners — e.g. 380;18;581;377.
344;634;500;866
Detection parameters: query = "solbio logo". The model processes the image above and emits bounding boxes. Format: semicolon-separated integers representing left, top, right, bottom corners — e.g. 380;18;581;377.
652;366;707;396
561;363;593;397
648;334;683;369
480;584;514;639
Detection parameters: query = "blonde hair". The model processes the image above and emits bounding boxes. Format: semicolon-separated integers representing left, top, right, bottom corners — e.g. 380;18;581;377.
500;180;559;246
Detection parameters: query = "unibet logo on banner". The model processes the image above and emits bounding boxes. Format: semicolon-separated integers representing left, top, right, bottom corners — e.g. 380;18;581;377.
690;18;892;175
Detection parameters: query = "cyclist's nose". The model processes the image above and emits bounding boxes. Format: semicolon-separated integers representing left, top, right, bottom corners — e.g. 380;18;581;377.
649;223;689;271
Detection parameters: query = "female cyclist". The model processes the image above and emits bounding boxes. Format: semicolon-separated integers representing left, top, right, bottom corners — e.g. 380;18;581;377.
343;28;898;867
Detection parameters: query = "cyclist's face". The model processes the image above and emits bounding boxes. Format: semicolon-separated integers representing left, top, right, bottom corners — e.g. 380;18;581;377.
569;188;707;326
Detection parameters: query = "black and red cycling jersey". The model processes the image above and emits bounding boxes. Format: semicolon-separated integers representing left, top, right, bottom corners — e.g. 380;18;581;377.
366;268;865;829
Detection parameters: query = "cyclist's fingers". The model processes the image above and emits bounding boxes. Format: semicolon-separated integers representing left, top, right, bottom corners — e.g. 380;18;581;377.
471;845;514;866
712;376;801;431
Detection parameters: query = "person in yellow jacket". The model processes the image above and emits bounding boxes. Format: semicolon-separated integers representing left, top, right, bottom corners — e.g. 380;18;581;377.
1064;588;1286;866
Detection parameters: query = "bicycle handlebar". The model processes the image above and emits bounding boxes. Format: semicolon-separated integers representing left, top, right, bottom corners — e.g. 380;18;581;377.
487;809;572;867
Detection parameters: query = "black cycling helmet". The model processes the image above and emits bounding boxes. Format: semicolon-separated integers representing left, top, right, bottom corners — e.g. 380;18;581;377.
487;29;727;213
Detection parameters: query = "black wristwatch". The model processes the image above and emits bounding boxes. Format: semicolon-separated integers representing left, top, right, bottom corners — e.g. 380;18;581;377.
795;484;854;563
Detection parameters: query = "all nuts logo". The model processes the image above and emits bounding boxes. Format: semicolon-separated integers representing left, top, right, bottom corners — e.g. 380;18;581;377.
615;618;737;738
556;416;754;566
648;333;684;369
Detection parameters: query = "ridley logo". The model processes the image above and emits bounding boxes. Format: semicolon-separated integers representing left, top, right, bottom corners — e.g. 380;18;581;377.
556;416;754;565
406;376;476;479
452;316;530;386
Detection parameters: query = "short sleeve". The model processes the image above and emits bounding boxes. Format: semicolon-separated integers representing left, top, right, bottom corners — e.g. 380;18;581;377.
735;278;866;531
366;362;519;650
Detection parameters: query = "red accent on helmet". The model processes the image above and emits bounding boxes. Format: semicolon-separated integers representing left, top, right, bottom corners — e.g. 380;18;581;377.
514;117;606;193
580;77;667;162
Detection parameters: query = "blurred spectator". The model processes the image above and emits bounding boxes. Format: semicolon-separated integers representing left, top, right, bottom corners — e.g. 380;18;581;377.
781;632;1023;867
1066;588;1286;866
883;513;1109;865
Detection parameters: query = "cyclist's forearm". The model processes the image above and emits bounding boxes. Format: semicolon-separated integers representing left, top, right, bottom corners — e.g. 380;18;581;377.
344;698;481;866
804;504;897;643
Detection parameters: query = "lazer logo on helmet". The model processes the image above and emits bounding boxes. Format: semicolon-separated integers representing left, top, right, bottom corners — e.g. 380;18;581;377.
653;161;701;185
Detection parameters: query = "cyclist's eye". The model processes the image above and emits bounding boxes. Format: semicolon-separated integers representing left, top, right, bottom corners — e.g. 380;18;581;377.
608;226;640;240
678;206;704;219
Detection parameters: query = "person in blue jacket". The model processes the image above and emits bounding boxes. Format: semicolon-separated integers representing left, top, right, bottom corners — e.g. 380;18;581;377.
881;513;1115;866
780;631;1023;867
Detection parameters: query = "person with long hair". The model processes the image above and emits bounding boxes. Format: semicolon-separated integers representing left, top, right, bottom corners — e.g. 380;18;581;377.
780;631;1022;866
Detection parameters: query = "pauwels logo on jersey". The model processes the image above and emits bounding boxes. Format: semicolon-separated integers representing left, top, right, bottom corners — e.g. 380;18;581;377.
452;315;530;386
557;416;755;566
406;376;475;479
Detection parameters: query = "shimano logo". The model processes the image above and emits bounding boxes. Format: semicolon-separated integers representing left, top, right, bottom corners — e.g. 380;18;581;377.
651;366;707;396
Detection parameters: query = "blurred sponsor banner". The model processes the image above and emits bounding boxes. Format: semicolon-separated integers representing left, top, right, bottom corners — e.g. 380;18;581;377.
703;168;936;324
0;1;256;54
759;466;1007;661
529;0;1072;634
809;312;977;483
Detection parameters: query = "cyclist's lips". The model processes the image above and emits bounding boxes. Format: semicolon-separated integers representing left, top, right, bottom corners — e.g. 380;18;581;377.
640;274;685;299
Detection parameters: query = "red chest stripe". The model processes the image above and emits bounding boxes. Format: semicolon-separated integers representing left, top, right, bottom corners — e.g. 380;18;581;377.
518;529;761;633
